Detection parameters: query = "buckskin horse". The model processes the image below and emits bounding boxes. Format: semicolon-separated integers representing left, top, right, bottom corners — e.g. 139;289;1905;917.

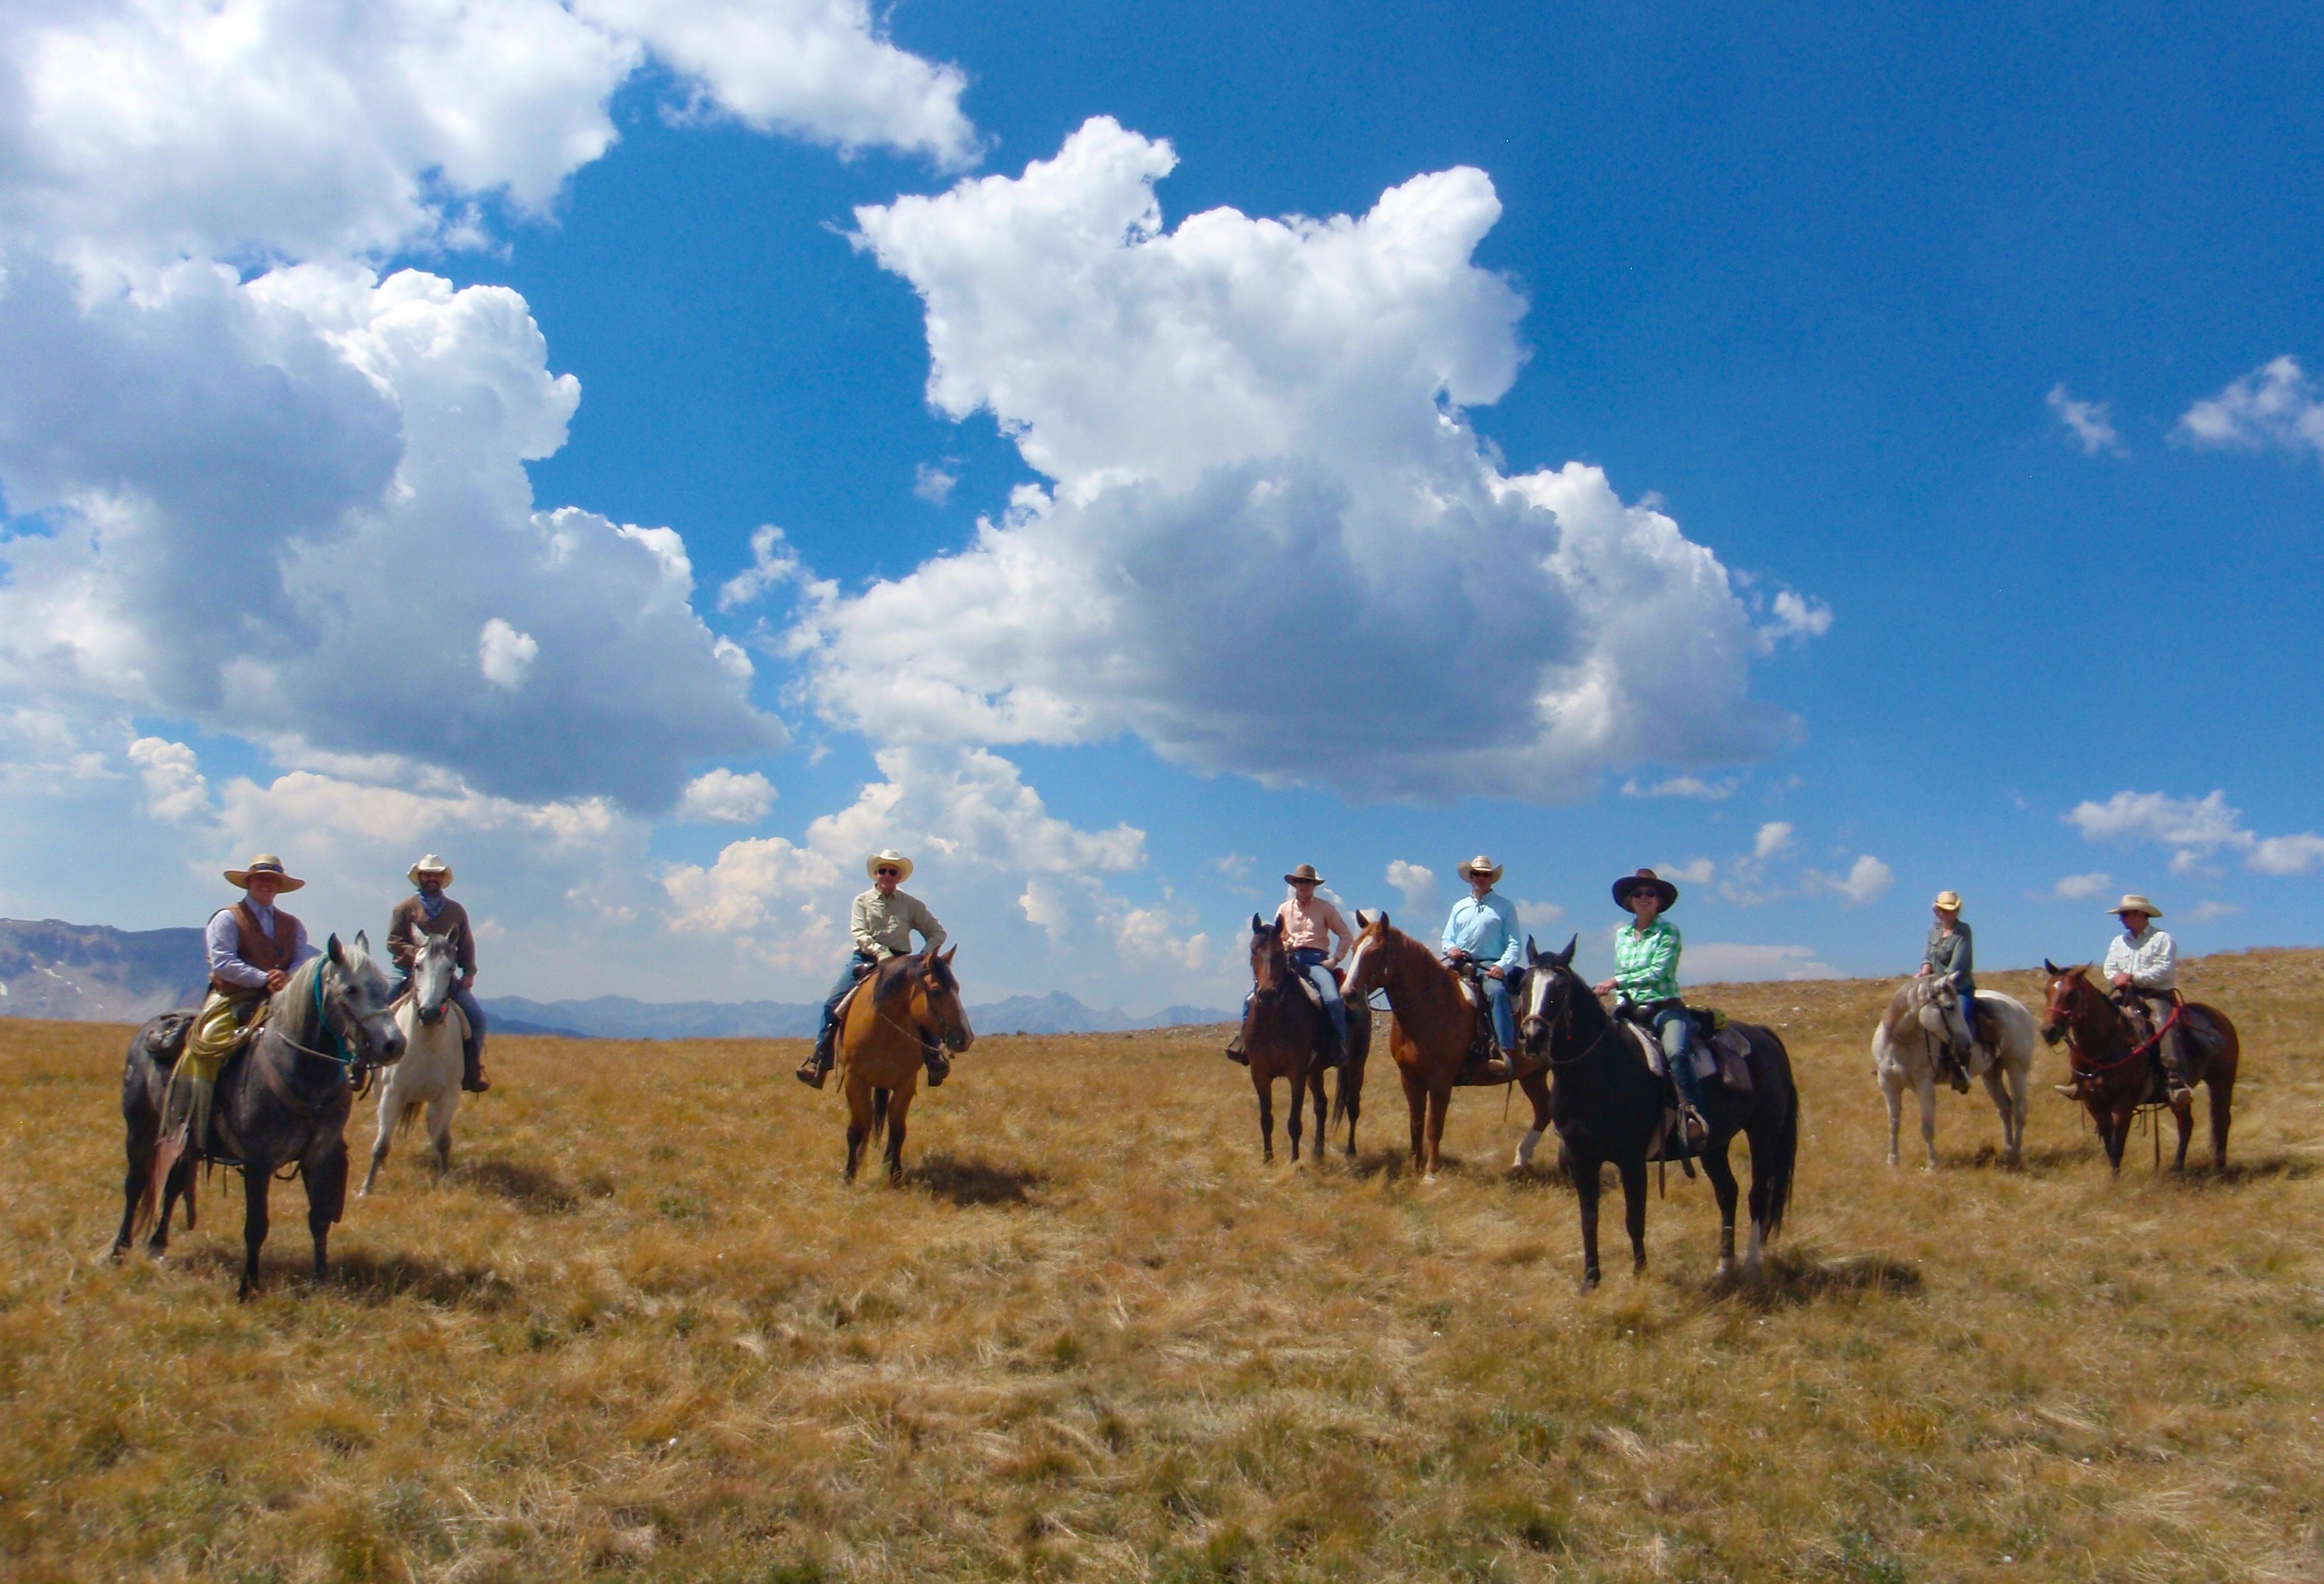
113;934;406;1298
2039;962;2238;1173
834;946;974;1184
1518;938;1798;1288
1239;914;1372;1164
1338;912;1546;1181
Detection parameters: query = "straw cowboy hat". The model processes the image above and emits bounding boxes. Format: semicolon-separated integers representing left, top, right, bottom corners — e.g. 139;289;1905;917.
867;849;914;882
1454;854;1504;883
1612;867;1679;910
224;854;305;892
1932;890;1964;913
2109;893;2162;919
408;853;454;887
1283;863;1326;886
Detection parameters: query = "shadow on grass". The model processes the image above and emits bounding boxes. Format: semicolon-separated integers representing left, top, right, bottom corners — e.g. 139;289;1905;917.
149;1243;519;1309
1713;1249;1924;1309
912;1152;1045;1207
457;1157;581;1213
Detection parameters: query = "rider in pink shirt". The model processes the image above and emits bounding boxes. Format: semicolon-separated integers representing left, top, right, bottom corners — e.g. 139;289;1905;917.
1227;864;1355;1066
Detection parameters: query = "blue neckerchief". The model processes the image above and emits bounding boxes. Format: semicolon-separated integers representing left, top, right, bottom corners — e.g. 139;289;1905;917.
419;891;446;921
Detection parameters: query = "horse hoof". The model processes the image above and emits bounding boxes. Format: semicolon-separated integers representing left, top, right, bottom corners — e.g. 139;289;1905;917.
1580;1270;1600;1293
1715;1260;1734;1283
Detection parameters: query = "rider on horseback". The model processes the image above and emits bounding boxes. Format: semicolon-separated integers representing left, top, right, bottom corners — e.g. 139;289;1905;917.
388;854;488;1093
1916;889;1977;1093
172;854;318;1157
796;850;947;1091
1225;864;1353;1066
2059;894;2189;1108
1594;868;1708;1152
1440;854;1521;1079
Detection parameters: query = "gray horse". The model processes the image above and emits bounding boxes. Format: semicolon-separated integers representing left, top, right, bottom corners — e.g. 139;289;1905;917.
1871;977;2035;1169
112;933;405;1298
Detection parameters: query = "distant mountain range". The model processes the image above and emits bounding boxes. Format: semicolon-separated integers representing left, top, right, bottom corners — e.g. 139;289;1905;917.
0;918;1233;1037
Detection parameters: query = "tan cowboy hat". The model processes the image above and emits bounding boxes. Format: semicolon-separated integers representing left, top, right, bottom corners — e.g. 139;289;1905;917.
224;853;305;892
1612;867;1678;910
2109;893;2162;919
1283;863;1325;886
867;849;914;882
408;853;454;887
1932;890;1964;912
1454;854;1504;882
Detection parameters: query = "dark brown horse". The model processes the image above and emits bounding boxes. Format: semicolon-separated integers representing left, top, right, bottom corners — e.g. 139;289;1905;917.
1239;915;1371;1163
1338;913;1547;1180
2038;962;2239;1173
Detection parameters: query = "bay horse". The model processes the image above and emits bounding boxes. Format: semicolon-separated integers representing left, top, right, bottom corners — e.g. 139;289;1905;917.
1870;979;2036;1169
361;930;466;1195
2038;963;2239;1173
835;946;974;1184
1239;914;1371;1163
1338;912;1545;1181
1518;937;1798;1288
113;934;406;1298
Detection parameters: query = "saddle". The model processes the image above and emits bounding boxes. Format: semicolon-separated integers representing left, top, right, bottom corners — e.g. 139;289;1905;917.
1449;963;1505;1078
2111;990;2214;1087
1614;1002;1752;1093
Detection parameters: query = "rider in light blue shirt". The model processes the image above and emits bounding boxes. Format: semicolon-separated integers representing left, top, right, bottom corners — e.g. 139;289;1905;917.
1439;854;1521;1054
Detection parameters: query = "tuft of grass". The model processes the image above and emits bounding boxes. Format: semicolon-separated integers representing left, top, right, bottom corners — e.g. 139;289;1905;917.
5;947;2324;1579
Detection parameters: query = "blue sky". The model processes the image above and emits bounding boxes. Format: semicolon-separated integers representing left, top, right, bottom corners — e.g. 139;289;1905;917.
3;1;2321;1010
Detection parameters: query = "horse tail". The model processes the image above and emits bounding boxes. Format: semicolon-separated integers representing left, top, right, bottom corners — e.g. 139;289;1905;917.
395;1099;425;1140
1761;1042;1800;1242
1329;1068;1349;1130
870;1088;891;1145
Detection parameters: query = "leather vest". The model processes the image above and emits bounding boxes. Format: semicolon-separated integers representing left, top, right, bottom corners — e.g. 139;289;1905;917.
211;902;300;995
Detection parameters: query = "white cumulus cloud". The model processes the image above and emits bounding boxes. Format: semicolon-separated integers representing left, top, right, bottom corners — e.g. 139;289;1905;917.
1386;860;1438;914
2175;356;2324;459
676;768;777;823
478;619;540;690
2046;383;2126;457
2052;871;2113;900
127;735;209;823
2063;787;2324;877
1684;943;1840;982
1807;854;1893;906
794;118;1820;803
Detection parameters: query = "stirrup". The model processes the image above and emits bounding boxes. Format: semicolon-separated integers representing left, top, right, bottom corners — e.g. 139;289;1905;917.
795;1054;829;1089
1223;1035;1248;1066
923;1049;950;1088
1680;1105;1709;1150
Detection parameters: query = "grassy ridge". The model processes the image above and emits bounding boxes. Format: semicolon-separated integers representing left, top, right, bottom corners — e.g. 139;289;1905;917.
3;951;2322;1581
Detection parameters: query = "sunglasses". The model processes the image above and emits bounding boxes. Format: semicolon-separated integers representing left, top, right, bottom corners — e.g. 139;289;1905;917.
875;868;902;878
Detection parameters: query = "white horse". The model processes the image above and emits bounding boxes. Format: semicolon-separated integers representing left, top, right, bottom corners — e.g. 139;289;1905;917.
360;930;466;1194
1872;978;2034;1169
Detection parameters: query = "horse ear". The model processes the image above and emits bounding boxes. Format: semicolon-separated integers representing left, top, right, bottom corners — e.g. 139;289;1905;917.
940;944;956;963
1526;936;1539;965
1375;911;1390;931
1555;934;1578;967
1250;913;1264;934
327;933;346;967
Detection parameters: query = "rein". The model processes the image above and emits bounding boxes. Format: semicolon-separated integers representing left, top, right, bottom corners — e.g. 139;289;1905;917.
2055;990;2179;1079
267;968;372;1097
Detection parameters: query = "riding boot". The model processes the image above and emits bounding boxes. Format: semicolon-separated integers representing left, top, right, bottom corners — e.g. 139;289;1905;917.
1946;1041;1972;1094
461;1035;490;1094
1476;1047;1517;1083
922;1033;950;1088
2053;1078;2086;1101
1223;1029;1248;1066
796;1021;838;1089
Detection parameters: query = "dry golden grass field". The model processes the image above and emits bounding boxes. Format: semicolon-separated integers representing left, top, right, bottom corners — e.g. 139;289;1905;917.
5;951;2324;1583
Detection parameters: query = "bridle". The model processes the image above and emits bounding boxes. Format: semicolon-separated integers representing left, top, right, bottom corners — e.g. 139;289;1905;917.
872;961;971;1053
1523;966;1616;1070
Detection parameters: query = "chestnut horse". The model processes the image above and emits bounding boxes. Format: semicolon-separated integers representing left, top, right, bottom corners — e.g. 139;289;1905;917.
1239;914;1371;1163
834;947;974;1183
2038;962;2238;1174
1519;937;1798;1288
1338;913;1548;1181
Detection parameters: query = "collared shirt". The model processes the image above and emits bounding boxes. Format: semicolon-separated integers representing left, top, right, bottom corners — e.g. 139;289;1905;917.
852;887;946;959
1923;922;1974;993
1441;890;1521;974
205;901;317;990
1612;917;1683;1003
1276;893;1353;960
2103;924;2176;991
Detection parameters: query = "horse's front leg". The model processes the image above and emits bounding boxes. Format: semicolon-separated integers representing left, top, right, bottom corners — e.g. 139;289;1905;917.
240;1163;271;1300
1616;1157;1649;1277
1914;1070;1940;1170
1307;1066;1330;1159
1574;1151;1604;1291
305;1143;348;1284
1879;1068;1905;1167
2095;1104;2128;1174
427;1089;458;1174
1254;1071;1276;1164
1285;1064;1306;1165
1703;1145;1742;1281
360;1089;394;1196
1401;1068;1427;1175
885;1091;911;1186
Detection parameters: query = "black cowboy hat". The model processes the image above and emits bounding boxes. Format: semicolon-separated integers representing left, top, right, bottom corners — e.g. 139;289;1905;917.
1611;867;1678;911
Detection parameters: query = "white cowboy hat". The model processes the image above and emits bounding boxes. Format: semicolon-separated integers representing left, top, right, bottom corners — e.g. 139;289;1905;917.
1932;890;1964;912
224;853;305;892
2109;893;2162;919
408;853;454;887
867;849;914;882
1454;854;1504;882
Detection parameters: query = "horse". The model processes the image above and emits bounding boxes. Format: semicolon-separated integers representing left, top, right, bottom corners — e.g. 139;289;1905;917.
112;934;406;1298
1517;937;1799;1288
2038;962;2239;1174
835;946;974;1184
1871;978;2035;1169
1338;911;1547;1181
1239;914;1372;1164
360;930;465;1195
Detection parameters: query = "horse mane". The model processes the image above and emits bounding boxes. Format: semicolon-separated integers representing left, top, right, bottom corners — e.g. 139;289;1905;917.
272;953;329;1049
872;949;954;1007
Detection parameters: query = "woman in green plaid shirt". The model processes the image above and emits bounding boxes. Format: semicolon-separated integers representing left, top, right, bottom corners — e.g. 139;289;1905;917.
1592;868;1707;1150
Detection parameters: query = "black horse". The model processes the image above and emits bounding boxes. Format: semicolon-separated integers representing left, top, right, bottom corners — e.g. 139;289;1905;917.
1519;938;1799;1289
112;934;406;1298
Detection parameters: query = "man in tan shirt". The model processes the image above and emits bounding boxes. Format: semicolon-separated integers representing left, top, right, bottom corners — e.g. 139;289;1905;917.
797;849;948;1089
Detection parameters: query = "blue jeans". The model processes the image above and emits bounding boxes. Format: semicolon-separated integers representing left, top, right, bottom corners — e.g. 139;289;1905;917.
1289;947;1348;1045
1447;959;1515;1050
821;951;877;1035
1652;1003;1705;1113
